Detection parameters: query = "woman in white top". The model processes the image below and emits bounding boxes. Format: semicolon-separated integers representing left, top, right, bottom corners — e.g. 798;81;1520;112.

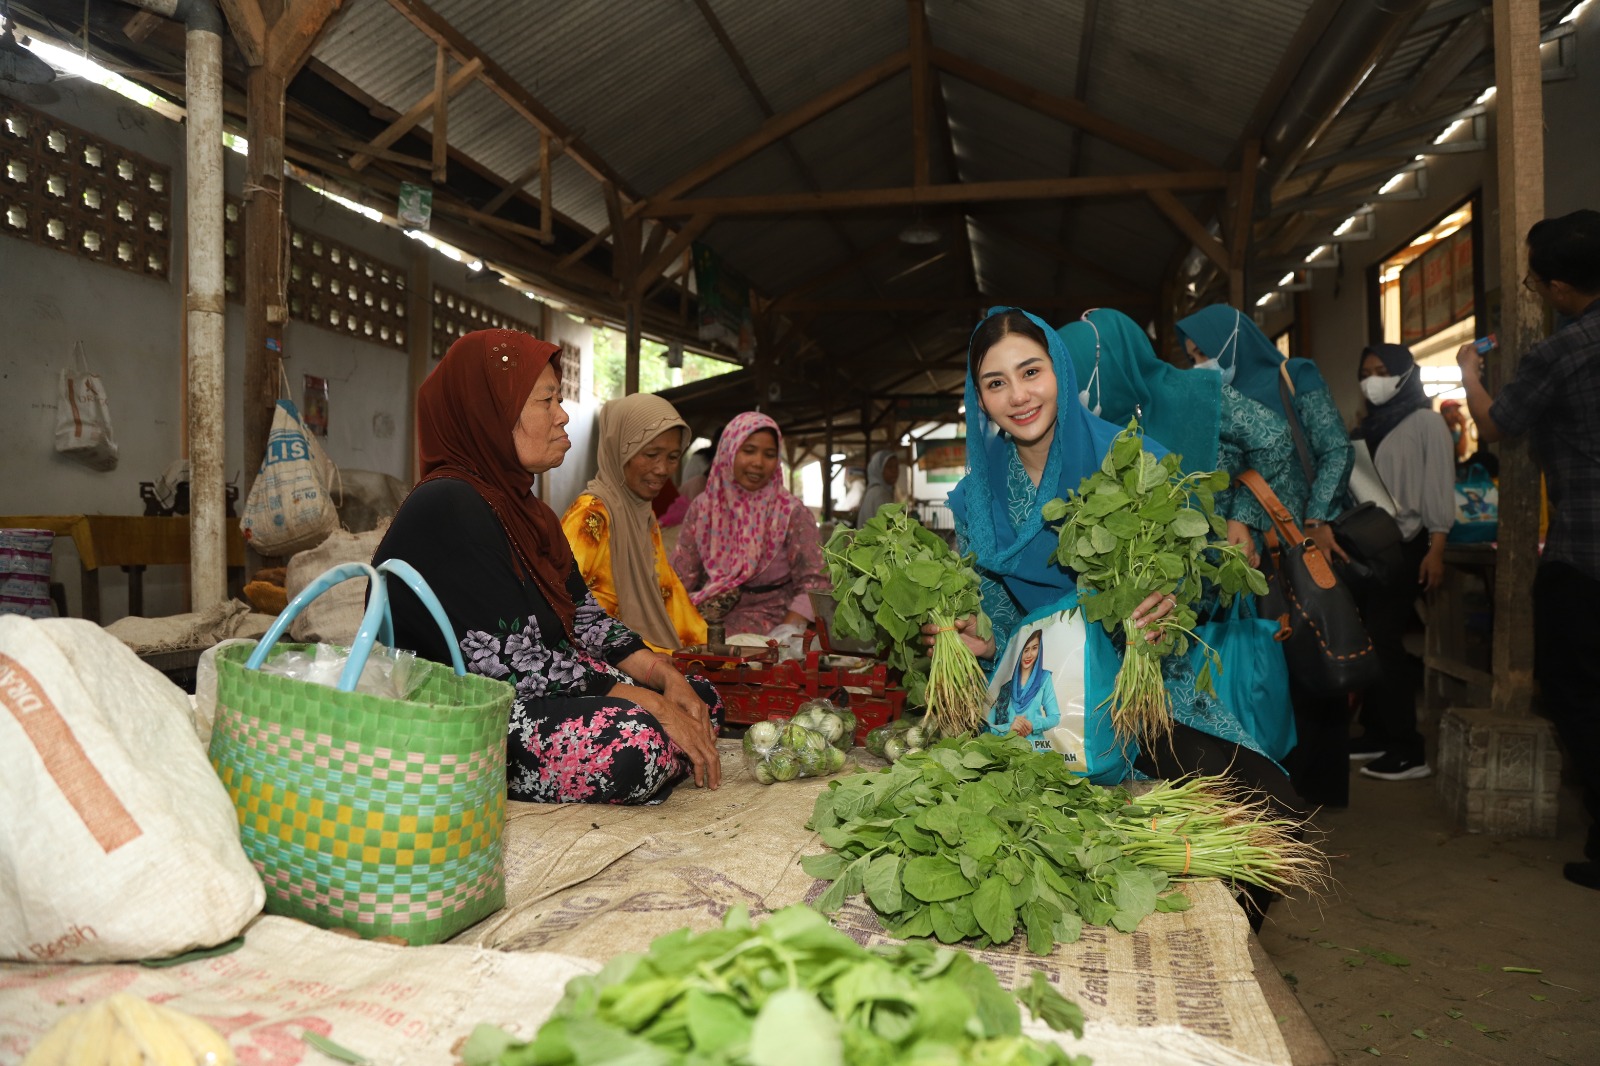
1350;342;1457;781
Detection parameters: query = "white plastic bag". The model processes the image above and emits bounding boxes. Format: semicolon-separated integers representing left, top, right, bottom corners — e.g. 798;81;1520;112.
54;341;119;471
0;617;264;962
240;397;339;556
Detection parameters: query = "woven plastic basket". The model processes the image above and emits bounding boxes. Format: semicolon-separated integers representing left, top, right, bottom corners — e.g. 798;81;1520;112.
211;560;513;945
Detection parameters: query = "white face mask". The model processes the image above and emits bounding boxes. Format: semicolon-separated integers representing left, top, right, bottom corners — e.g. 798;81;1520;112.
1189;310;1242;385
1361;367;1411;406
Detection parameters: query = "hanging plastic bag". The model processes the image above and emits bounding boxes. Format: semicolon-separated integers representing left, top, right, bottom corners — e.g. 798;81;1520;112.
54;342;119;471
240;387;339;556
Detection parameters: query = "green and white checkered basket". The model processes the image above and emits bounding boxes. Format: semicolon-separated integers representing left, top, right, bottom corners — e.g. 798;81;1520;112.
211;560;513;945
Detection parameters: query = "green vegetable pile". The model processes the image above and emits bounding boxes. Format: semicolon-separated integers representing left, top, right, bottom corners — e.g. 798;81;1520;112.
461;903;1090;1066
1042;422;1267;745
805;733;1324;954
743;714;850;785
824;504;991;735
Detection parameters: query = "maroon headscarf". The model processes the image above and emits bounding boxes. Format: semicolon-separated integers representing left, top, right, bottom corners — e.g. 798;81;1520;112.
417;329;576;637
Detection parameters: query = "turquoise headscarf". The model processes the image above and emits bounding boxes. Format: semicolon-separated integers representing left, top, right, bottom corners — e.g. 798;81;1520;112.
1176;304;1327;419
948;307;1152;615
1059;308;1221;476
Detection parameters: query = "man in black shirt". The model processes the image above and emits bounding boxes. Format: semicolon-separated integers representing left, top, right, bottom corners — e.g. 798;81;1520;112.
1458;209;1600;890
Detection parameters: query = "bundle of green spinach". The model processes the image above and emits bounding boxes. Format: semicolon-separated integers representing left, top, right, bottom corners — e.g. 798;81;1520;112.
461;903;1090;1066
1041;422;1267;745
823;504;991;735
805;734;1323;954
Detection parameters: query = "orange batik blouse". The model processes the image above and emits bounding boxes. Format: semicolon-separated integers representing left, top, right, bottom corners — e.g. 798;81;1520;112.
561;492;707;653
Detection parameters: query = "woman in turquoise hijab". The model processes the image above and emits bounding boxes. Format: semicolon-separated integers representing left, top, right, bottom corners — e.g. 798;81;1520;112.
929;308;1301;821
1177;304;1355;808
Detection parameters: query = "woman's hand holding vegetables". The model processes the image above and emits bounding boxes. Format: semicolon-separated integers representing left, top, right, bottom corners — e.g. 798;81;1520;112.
920;615;995;660
1226;519;1260;568
615;683;721;790
1128;589;1178;645
1011;717;1033;738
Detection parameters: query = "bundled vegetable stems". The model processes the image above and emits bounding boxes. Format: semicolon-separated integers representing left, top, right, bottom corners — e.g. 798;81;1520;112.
824;505;991;736
1043;422;1267;746
806;733;1326;953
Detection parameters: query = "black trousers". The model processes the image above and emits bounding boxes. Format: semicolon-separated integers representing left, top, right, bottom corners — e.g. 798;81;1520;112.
1354;533;1431;762
1533;561;1600;862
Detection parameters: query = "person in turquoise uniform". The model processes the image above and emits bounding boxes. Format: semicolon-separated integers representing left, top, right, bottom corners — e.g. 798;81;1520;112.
926;307;1301;827
986;629;1059;752
1177;304;1354;807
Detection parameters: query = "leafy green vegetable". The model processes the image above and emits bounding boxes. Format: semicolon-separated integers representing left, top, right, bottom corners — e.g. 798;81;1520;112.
806;733;1325;953
824;505;992;734
462;904;1090;1066
1042;421;1267;745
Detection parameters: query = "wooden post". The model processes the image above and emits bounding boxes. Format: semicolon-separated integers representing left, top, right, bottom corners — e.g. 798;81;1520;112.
908;0;930;187
1228;138;1260;307
430;43;448;183
1488;0;1544;715
625;300;642;396
538;133;553;242
242;61;288;504
823;417;835;521
406;238;432;484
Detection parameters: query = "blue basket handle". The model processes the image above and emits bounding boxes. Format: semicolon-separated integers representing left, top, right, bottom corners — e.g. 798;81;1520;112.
376;558;468;677
246;562;391;692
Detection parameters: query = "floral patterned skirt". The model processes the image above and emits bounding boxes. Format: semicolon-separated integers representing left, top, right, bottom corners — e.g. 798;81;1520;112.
506;676;725;804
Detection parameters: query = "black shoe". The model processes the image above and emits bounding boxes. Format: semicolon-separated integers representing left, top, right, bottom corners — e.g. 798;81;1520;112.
1359;752;1432;781
1564;861;1600;890
1349;736;1387;763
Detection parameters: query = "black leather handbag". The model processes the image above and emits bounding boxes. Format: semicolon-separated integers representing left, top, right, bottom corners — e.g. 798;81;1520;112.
1238;470;1382;694
1277;373;1407;593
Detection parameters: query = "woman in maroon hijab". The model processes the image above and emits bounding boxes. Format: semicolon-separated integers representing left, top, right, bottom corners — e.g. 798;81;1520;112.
374;329;722;803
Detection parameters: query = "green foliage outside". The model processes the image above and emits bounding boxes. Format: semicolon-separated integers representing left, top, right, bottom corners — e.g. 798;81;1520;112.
591;327;738;403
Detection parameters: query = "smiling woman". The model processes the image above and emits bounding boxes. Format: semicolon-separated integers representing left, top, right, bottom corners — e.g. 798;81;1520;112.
374;330;725;804
670;411;830;638
562;393;707;653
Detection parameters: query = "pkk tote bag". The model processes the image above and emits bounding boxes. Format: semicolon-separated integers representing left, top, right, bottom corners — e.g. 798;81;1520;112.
54;341;119;471
1237;470;1381;694
211;560;514;945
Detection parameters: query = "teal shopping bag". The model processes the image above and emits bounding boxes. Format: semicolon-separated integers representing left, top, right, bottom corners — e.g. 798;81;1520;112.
1194;594;1296;762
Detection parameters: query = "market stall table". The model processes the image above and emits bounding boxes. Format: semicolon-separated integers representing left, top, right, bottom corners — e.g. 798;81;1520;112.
0;515;245;622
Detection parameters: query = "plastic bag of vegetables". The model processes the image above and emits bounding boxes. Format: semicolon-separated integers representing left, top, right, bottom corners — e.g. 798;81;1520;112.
742;716;848;784
864;715;936;763
790;698;856;751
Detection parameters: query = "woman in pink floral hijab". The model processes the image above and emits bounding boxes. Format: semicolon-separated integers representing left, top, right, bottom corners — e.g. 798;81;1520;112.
670;412;830;637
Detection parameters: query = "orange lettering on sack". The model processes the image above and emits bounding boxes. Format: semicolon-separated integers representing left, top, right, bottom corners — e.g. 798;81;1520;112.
0;653;142;853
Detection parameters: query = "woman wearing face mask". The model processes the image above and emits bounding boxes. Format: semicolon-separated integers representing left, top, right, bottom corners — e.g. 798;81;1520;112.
562;392;707;653
1178;304;1356;807
670;412;830;639
927;308;1302;821
1347;343;1456;781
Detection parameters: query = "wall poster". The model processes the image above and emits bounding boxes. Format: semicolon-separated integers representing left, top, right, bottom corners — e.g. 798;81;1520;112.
302;375;329;437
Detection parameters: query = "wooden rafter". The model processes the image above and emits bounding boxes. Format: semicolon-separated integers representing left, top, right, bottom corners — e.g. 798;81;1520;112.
632;215;715;299
430;44;448;182
386;0;638;196
348;56;482;171
930;47;1215;173
1148;188;1230;271
266;0;344;80
644;171;1230;217
218;0;266;65
909;0;931;187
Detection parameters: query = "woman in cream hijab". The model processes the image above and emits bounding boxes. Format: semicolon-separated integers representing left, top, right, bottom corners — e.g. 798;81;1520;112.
562;394;707;652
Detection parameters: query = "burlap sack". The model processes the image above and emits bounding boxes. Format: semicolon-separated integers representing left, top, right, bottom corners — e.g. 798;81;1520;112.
0;617;264;963
284;521;389;644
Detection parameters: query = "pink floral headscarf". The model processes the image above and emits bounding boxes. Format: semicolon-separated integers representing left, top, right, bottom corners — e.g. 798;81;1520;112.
688;411;800;605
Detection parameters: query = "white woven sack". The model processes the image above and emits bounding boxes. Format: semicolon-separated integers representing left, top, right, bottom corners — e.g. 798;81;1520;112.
240;399;339;556
53;342;119;471
0;617;264;963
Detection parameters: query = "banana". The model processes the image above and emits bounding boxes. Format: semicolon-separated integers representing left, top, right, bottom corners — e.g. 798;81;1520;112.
108;993;195;1066
154;1001;236;1066
19;1012;80;1066
64;1001;116;1065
